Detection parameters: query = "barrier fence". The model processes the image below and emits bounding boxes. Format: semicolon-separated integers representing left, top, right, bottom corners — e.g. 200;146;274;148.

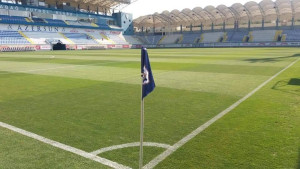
1;42;300;52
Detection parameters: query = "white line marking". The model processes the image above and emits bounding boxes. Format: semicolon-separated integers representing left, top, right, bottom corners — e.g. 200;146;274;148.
0;122;131;169
143;58;300;169
91;142;172;155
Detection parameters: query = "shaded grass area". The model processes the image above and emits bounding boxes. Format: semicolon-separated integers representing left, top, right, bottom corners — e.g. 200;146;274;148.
0;57;282;76
156;59;300;169
0;61;270;97
298;148;300;169
0;127;109;169
0;71;100;102
244;53;300;63
0;72;238;152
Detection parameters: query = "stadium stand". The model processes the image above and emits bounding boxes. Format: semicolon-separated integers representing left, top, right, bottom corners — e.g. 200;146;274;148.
45;19;67;26
108;34;128;44
31;18;47;24
201;32;224;43
0;15;28;24
87;33;113;44
159;34;182;44
283;29;300;42
228;31;249;42
123;35;143;44
181;33;200;44
144;35;162;45
251;30;277;42
23;32;69;44
0;31;30;44
63;33;98;44
2;0;300;48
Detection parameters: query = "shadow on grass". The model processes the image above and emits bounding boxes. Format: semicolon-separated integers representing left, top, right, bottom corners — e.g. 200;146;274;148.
272;78;300;96
298;148;300;169
244;54;300;63
289;78;300;86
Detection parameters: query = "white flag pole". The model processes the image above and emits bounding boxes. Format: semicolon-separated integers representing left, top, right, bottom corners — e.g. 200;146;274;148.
139;76;144;169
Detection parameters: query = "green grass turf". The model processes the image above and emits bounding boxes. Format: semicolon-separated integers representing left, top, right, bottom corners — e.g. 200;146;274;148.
0;48;299;168
155;53;300;169
0;127;110;169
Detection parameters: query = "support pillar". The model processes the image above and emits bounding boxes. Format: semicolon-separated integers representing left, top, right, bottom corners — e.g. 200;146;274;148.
248;20;251;31
200;23;203;32
180;25;183;33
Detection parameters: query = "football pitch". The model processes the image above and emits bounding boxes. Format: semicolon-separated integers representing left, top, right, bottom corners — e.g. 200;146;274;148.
0;48;299;169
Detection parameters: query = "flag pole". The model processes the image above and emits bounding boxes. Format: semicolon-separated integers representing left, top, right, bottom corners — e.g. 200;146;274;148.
139;76;144;169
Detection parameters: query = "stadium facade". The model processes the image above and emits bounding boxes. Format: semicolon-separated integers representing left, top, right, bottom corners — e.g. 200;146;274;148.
1;0;300;51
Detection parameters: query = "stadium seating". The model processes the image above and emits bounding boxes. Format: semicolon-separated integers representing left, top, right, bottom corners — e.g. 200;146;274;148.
181;33;200;44
251;30;276;42
45;19;68;26
143;35;162;45
228;31;249;42
63;33;98;44
123;35;143;44
87;33;112;44
0;31;30;44
283;29;300;42
66;20;86;26
159;34;182;44
0;15;28;24
201;32;224;43
106;34;128;44
32;18;47;24
23;31;69;44
0;15;111;30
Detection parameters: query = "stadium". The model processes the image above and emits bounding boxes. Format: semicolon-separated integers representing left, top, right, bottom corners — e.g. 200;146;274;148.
0;0;299;169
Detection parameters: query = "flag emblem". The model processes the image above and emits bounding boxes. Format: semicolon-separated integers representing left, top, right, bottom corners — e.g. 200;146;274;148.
142;66;150;85
141;47;155;98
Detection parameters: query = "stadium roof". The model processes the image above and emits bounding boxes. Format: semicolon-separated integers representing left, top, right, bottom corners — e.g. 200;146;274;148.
45;0;131;13
134;0;300;28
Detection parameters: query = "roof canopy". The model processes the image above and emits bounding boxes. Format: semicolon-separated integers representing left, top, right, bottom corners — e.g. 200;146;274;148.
134;0;298;28
45;0;131;13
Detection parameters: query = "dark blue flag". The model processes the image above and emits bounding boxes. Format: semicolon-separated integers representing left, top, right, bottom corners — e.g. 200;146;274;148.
141;47;155;99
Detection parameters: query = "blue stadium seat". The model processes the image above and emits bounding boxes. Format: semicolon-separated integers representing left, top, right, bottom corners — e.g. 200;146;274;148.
0;31;30;44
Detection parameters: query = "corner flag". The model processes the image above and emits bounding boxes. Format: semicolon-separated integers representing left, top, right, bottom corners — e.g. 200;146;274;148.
139;47;155;169
141;47;155;98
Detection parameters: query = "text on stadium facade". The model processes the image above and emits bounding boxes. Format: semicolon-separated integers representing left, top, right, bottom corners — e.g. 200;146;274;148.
0;4;74;16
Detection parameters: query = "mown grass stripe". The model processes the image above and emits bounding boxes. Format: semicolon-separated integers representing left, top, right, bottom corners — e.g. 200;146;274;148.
0;121;131;169
0;57;282;76
0;61;269;96
143;58;300;169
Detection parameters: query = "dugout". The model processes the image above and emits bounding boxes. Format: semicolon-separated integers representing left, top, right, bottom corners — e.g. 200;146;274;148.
52;41;66;50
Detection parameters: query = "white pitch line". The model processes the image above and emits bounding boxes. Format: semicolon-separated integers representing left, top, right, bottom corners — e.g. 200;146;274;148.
91;142;172;155
0;122;131;169
143;58;300;169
